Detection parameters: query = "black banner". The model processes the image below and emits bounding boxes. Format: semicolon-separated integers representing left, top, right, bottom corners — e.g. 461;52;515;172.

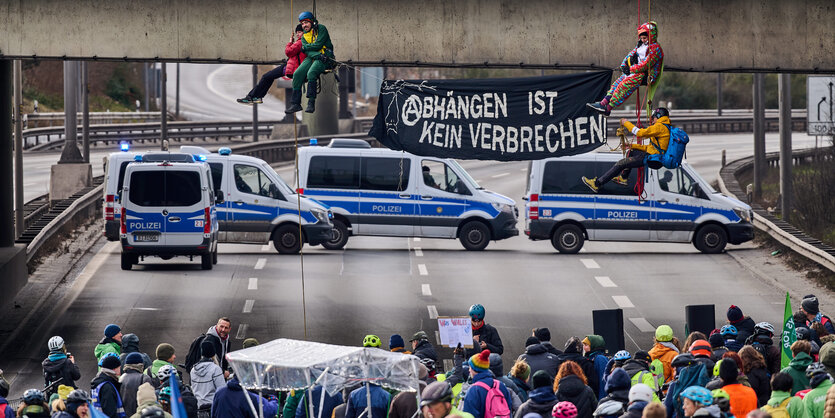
368;70;612;161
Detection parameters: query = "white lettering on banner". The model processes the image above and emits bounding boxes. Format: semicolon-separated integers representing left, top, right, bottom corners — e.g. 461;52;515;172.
576;117;589;146
481;123;492;150
492;125;505;153
471;95;482;118
507;127;519;153
534;125;544;152
546;124;560;152
560;119;574;149
520;126;533;153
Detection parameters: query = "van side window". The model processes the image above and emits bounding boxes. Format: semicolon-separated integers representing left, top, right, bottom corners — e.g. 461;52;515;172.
234;164;281;199
421;160;471;195
542;161;597;194
307;156;360;189
361;157;410;191
658;167;707;199
209;163;224;191
117;161;131;197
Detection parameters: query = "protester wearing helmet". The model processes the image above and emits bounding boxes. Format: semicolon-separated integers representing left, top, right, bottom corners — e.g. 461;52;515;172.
284;11;335;114
719;325;742;353
51;389;91;418
17;388;49;418
581;107;672;193
664;352;711;418
621;351;660;402
600;350;631;393
552;401;578;418
803;362;833;418
465;304;504;358
420;381;473;418
363;334;382;348
42;335;81;398
689;340;716;371
91;353;126;418
680;386;717;418
648;325;679;383
587;22;663;116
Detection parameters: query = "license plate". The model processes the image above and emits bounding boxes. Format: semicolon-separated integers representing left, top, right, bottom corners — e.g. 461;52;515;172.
133;233;159;242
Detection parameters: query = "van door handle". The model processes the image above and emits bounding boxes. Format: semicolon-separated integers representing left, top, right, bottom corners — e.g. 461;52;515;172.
658;199;668;204
168;217;181;223
235;200;244;205
398;194;411;199
420;196;433;200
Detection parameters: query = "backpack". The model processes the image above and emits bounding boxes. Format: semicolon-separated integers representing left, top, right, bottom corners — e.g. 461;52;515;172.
472;379;511;418
184;333;207;373
669;364;709;418
761;397;791;418
646;124;689;170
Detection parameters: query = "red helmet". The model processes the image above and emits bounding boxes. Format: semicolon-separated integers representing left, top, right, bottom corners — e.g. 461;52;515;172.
637;23;652;36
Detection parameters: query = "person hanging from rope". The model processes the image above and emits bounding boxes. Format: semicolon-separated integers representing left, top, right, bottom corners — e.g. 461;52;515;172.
237;24;306;105
581;107;671;193
587;21;664;117
285;11;335;114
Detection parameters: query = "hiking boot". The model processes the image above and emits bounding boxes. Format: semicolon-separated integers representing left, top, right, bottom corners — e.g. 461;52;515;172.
284;90;303;113
305;97;316;113
612;175;629;186
237;96;253;105
586;102;611;116
581;176;599;193
304;80;317;113
252;97;263;104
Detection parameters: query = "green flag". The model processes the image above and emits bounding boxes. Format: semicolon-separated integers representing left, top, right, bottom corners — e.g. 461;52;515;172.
781;292;796;369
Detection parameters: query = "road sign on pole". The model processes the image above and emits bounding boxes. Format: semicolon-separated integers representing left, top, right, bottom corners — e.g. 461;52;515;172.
807;76;835;136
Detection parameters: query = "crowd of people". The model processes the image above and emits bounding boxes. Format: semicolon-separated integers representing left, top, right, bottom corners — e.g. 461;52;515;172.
3;297;835;418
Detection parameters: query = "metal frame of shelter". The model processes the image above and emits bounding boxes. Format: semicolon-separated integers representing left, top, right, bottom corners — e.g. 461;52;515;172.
227;338;423;418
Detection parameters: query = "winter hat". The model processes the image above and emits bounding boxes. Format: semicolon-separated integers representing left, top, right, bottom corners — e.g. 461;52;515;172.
389;334;405;350
719;356;739;382
242;338;259;349
532;370;552;389
469;349;491;372
634;351;651;363
803;296;820;315
125;352;144;365
525;336;540;347
295;24;303;32
104;324;121;338
410;331;429;342
100;353;122;370
690;340;712;357
655;325;673;342
726;305;744;323
708;333;725;349
156;343;175;361
57;385;73;400
534;328;551;342
136;382;157;405
489;353;504;377
201;339;216;358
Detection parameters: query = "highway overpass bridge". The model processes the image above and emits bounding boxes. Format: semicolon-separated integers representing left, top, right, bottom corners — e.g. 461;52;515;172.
0;0;833;73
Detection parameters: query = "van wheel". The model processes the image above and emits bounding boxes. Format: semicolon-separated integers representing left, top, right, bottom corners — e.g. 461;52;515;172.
322;220;349;250
694;224;727;254
459;221;490;251
120;253;133;271
212;248;218;265
201;253;213;270
552;224;584;254
273;225;302;254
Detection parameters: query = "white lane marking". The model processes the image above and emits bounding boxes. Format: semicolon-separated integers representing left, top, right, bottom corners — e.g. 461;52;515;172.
254;258;266;270
427;305;438;319
235;323;249;339
418;264;428;276
443;359;454;372
248;278;258;290
414;247;423;257
243;299;255;313
132;307;160;311
629;317;656;333
422;284;432;296
413;237;421;242
580;258;600;269
612;295;635;308
520;167;527;172
491;172;510;178
594;276;617;287
261;244;271;252
435;330;442;345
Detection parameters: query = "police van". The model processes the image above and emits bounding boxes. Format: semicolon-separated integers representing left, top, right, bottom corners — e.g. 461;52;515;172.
180;146;333;254
103;147;139;240
524;153;754;253
296;139;519;250
120;156;219;270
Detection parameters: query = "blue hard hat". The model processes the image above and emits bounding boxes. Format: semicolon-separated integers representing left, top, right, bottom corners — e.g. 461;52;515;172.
298;11;314;22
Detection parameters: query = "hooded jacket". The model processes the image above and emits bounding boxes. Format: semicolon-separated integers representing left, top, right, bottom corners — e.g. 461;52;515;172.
723;382;759;418
764;390;805;418
129;383;172;418
190;358;225;408
782;352;813;395
820;342;835;378
518;344;560;380
584;335;608;399
95;337;122;363
556;339;600;398
42;353;81;391
556;374;598;418
542;342;563;357
91;370;123;418
731;317;757;345
466;323;504;357
514;386;558;418
620;23;663;86
211;377;278;418
284;38;307;78
0;396;15;418
648;342;679;383
119;364;152;416
118;334;152;370
296;385;343;418
622;116;671;156
745;365;772;407
413;339;439;363
205;326;231;372
345;384;391;418
621;360;660;402
462;371;513;418
593;369;630;418
746;334;782;374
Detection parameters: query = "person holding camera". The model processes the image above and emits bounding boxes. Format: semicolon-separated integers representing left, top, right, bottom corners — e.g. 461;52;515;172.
42;336;81;397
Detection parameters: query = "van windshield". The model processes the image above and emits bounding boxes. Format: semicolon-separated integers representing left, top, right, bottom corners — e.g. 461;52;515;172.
128;170;202;207
448;160;482;190
262;163;296;196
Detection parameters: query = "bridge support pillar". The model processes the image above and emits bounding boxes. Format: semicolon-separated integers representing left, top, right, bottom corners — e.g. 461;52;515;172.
302;72;338;137
778;74;792;222
752;73;766;200
51;61;91;202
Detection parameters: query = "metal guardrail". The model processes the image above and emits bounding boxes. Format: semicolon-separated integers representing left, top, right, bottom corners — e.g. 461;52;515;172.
718;148;835;273
25;111;160;128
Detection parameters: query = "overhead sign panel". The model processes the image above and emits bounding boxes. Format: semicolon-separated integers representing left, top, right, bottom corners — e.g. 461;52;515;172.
807;76;835;136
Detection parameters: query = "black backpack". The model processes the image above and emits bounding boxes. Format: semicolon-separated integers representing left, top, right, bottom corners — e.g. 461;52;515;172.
184;333;206;373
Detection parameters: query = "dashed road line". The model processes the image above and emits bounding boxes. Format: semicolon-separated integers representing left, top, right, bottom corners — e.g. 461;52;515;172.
443;359;454;372
612;295;634;308
418;264;428;276
427;305;438;319
580;258;600;269
243;299;255;313
422;284;432;296
594;276;617;287
491;172;510;178
254;258;266;270
629;318;656;333
414;237;421;242
132;307;160;311
235;323;249;339
414;247;423;257
435;330;442;345
248;278;258;290
520;167;527;172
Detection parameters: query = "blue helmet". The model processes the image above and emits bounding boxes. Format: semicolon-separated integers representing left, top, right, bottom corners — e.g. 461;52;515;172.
720;325;738;337
681;386;713;407
614;350;631;361
468;304;485;321
298;11;314;22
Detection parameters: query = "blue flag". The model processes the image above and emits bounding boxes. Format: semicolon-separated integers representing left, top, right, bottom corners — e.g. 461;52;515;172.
170;376;188;418
87;402;110;418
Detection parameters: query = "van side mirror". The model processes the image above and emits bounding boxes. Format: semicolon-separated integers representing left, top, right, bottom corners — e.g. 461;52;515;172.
269;183;282;200
215;193;224;204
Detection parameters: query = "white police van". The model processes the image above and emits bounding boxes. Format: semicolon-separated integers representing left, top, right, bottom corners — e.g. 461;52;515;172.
296;139;518;250
180;146;333;254
120;156;219;270
103;145;139;240
524;153;754;253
